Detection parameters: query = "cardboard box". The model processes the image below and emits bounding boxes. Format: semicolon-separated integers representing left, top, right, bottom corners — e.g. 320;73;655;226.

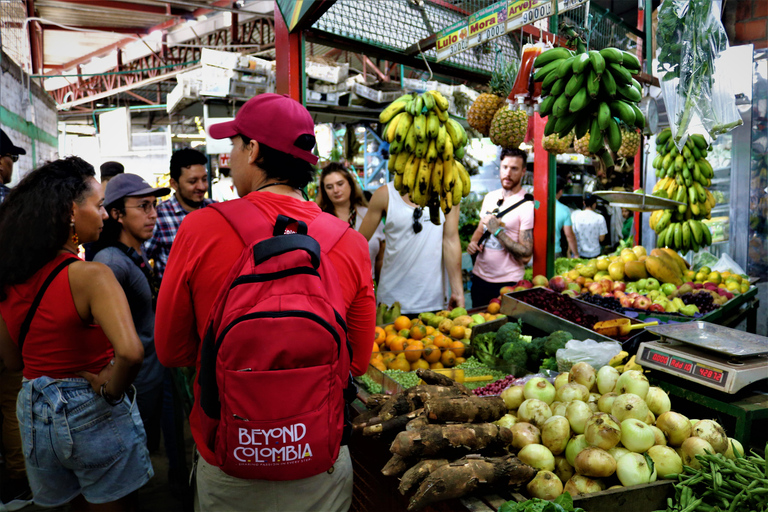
402;77;438;92
352;83;404;104
305;60;349;84
306;89;348;105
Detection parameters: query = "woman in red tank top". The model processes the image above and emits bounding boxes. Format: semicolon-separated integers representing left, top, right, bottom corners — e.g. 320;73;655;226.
0;157;151;510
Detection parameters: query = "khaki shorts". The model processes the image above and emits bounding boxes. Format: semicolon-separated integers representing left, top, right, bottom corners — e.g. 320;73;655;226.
194;445;353;512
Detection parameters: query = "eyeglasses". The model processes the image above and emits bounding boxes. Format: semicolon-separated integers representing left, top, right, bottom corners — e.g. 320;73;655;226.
2;154;19;163
491;198;503;216
412;207;423;234
124;200;158;214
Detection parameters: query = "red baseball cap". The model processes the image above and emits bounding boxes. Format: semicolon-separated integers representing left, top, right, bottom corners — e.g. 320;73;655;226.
209;93;318;165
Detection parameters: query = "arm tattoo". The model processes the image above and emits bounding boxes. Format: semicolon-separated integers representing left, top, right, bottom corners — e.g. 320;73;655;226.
498;228;533;259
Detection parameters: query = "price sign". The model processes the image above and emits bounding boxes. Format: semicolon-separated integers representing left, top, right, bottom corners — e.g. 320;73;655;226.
557;0;588;15
467;1;508;48
669;355;694;374
695;364;726;387
507;0;553;32
436;20;469;62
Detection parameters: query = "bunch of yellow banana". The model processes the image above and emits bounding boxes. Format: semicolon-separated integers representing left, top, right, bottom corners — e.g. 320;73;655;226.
649;128;715;253
380;90;471;223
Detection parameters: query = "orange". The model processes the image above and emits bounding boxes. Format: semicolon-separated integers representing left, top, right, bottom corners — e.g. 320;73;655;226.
449;340;466;358
381;351;395;365
449;326;465;340
384;324;396;335
425;326;435;335
393;316;412;331
441;349;457;367
410;359;429;371
404;340;424;362
410;324;428;340
398;329;411;338
371;359;387;372
487;302;501;314
455;357;467;365
422;344;442;363
371;342;380;354
374;326;386;345
389;336;406;353
411;318;422;326
432;334;450;349
384;333;398;349
388;354;411;372
429;362;444;370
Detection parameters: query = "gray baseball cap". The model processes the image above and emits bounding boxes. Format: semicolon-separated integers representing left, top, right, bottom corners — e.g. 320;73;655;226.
104;173;170;205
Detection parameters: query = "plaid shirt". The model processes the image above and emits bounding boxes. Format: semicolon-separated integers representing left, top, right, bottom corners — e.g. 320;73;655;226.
145;194;214;281
0;184;9;204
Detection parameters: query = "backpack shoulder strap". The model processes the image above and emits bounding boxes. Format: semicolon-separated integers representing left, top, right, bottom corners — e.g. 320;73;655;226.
309;212;350;255
18;257;76;354
208;199;272;246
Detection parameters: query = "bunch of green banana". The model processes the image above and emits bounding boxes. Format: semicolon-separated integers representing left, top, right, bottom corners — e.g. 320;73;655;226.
649;128;715;252
533;46;646;170
379;90;471;223
376;302;401;325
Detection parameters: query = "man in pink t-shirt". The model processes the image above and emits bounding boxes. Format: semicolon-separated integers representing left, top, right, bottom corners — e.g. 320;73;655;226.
467;148;534;307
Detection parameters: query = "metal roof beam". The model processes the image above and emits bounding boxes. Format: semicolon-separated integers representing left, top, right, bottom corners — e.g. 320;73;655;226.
42;0;186;16
40;24;150;34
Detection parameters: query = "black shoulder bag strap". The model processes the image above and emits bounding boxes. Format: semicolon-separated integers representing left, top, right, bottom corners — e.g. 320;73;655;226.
113;242;158;308
18;258;76;355
472;193;534;264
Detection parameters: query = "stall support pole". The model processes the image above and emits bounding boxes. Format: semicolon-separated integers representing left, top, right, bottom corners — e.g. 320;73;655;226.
275;5;303;103
532;112;554;278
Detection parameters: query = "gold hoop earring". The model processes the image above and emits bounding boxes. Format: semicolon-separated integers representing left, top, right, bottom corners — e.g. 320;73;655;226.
71;221;80;246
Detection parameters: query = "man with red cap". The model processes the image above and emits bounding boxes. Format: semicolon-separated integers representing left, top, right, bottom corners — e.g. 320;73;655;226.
154;94;375;511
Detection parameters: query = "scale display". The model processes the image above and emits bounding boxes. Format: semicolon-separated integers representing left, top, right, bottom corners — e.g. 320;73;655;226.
640;347;728;388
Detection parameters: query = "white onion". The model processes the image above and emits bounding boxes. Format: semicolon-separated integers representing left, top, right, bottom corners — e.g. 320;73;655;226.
569;362;597;390
650;426;667;446
656;411;692;447
620;419;656;453
608;445;631;462
565;401;592;434
587;393;601;413
614;370;650;399
574;447;617;478
541;416;571;455
554;455;575;484
556;382;589;402
510;422;541;450
518;399;553;427
681;436;714;470
611;393;649;423
645;386;671;416
554;372;570;390
518;443;556;472
524;377;556;405
647;445;683;479
563;474;605;496
724;438;744;460
597;392;618;414
527;470;563;500
596;366;621;395
550;401;568;417
501;385;525;410
565;434;589;467
584;413;621;450
494;414;518;430
615;452;657;487
645;410;656;425
692;420;728;454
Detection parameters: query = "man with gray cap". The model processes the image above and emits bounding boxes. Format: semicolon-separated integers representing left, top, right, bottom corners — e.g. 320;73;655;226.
92;174;170;455
0;128;26;204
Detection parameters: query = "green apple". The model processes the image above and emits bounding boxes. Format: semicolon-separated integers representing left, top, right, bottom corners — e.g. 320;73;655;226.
625;283;638;294
637;279;648;290
647;290;661;301
471;314;486;324
645;278;660;291
660;283;677;297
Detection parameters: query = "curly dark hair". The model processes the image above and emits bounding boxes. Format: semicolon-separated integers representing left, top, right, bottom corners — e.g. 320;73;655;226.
240;135;316;190
89;198;125;255
170;148;207;183
0;156;96;301
500;147;528;165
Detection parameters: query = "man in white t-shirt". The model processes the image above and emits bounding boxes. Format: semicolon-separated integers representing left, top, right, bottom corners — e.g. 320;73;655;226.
571;194;608;258
467;148;534;307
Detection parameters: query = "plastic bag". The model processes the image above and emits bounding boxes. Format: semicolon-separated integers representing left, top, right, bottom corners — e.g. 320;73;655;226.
656;0;741;149
556;339;622;373
710;252;746;275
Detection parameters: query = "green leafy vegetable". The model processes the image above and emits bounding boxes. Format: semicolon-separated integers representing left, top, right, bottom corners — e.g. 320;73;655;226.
498;492;585;512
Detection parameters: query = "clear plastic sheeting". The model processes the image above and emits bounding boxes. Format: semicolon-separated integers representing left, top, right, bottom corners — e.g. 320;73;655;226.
656;0;741;149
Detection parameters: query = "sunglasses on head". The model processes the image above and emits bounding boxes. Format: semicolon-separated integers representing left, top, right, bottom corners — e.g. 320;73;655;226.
3;154;19;163
412;207;423;234
491;197;503;215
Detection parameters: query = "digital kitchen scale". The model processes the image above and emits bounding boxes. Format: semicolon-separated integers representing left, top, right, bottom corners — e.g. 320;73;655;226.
637;322;768;394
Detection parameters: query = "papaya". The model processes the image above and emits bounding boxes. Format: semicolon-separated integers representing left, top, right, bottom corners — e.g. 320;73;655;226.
660;247;690;274
649;249;684;280
624;260;649;280
645;256;684;286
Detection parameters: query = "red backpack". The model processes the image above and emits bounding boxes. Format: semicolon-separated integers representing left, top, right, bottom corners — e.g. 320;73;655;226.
195;199;353;480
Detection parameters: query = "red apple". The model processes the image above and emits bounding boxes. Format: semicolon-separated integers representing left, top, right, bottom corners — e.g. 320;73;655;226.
633;296;651;310
619;296;634;308
517;279;533;289
549;276;567;293
514;286;528;292
588;282;604;295
601;292;614;298
567;282;582;293
613;290;626;298
575;276;587;287
489;297;502;305
600;278;614;293
613;282;626;293
627;292;640;299
692;283;703;289
499;286;515;295
649;303;666;312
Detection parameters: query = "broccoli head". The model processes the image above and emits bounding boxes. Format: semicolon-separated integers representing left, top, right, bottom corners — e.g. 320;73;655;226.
496;321;523;346
539;357;558;372
500;342;528;372
544;330;573;357
524;337;548;371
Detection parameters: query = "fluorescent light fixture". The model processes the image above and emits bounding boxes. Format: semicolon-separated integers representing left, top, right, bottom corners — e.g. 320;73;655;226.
173;133;206;139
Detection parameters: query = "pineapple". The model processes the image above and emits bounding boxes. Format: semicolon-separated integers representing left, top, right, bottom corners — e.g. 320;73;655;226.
467;62;518;137
542;131;574;154
489;104;528;149
617;128;641;158
573;132;592;156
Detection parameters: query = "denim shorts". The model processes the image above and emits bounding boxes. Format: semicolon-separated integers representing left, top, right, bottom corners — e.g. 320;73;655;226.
16;376;154;507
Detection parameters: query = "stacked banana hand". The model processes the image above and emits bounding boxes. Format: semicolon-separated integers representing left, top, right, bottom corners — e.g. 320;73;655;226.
649;128;715;252
533;47;645;169
380;91;471;224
